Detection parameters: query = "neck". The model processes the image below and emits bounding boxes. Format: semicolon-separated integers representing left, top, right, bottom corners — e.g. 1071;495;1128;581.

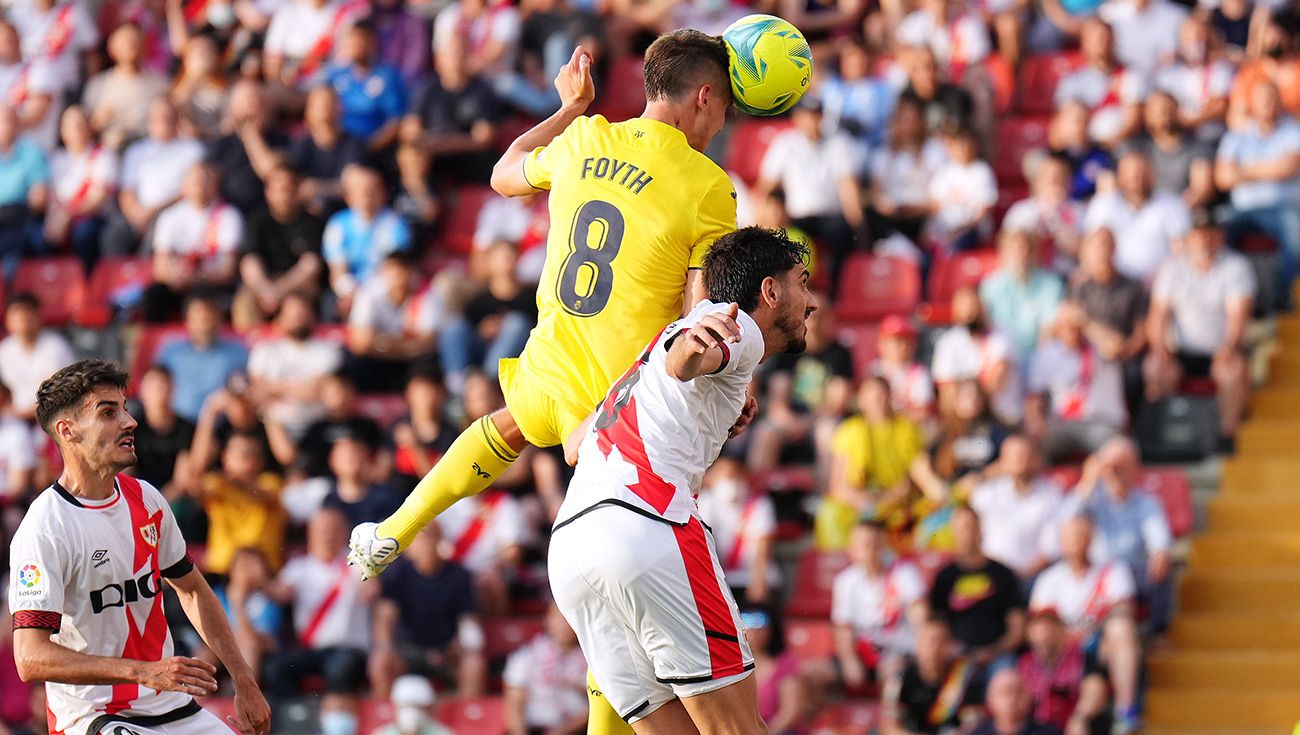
1091;268;1114;283
1122;190;1148;208
18;332;38;348
59;461;119;502
993;717;1023;734
336;477;365;500
1257;117;1277;134
641;102;705;152
957;550;985;567
117;61;141;75
1068;557;1090;574
487;276;517;297
412;554;440;574
312;124;339;145
1012;476;1031;491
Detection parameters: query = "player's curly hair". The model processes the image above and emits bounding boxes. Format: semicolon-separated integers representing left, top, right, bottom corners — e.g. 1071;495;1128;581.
643;29;731;103
36;359;130;439
703;226;809;313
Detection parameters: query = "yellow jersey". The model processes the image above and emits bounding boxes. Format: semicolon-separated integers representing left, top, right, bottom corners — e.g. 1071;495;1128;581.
509;114;736;442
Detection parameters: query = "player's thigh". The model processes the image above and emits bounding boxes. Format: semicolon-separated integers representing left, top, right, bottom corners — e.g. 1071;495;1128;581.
676;670;765;735
498;361;565;447
629;699;702;735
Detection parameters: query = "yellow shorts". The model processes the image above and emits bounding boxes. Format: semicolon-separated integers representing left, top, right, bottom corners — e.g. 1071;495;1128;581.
498;357;594;448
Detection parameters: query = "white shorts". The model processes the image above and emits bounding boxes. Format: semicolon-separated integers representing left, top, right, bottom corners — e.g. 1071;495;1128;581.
548;503;755;723
84;701;234;735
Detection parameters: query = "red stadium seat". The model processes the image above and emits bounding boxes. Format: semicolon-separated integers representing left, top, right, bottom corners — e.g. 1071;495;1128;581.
807;702;880;735
726;118;793;186
482;616;545;661
438;185;497;255
1016;52;1083;116
837;322;880;381
12;257;86;327
78;256;152;327
785;550;849;619
983;52;1016;115
994;183;1029;226
355;394;408;429
593;56;646;122
835;254;921;323
993;115;1051;186
1237;232;1279;253
438;697;506;735
1180;376;1218;396
1047;465;1083;491
926;249;1000;311
128;323;186;394
1141;468;1194;537
786;619;835;661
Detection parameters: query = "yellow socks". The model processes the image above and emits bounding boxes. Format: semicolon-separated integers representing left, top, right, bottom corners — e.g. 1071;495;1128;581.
586;671;636;735
376;415;520;549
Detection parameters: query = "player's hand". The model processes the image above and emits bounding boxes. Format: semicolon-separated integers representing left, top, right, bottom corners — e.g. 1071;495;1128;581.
729;395;759;438
137;656;219;697
230;681;272;735
555;46;595;111
684;303;742;354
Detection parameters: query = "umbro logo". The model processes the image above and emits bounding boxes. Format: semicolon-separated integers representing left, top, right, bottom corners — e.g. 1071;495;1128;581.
471;463;491;479
91;549;110;568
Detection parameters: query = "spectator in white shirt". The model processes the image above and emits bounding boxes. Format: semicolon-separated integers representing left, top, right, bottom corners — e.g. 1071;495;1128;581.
503;605;589;735
896;0;992;78
346;253;438;392
1098;0;1188;74
44;105;118;270
0;20;59;151
926;125;996;253
1029;515;1142;733
0;382;37;501
1153;16;1234;143
1026;300;1126;462
970;435;1065;579
248;292;344;438
80;22;168;151
0;293;75;420
1002;153;1084;271
264;0;367;89
143;161;243;322
436;487;527;616
932;286;1024;425
8;0;97;95
867;96;947;246
696;456;779;606
1083;149;1191;282
1143;210;1254;450
103;98;205;256
432;0;522;80
1053;19;1147;149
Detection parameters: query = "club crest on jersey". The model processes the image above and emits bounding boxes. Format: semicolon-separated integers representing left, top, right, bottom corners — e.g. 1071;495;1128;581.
139;522;159;549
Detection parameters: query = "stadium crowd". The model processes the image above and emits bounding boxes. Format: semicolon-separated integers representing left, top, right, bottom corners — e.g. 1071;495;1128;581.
0;0;1297;729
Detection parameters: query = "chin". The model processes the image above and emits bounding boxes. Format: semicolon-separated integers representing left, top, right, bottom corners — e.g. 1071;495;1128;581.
785;336;809;355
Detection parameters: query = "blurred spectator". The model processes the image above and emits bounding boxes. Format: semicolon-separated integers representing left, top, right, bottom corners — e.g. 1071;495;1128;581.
371;0;431;86
327;21;406;149
432;0;521;80
371;676;454;735
970;668;1062;735
1215;79;1300;311
896;0;991;80
402;36;503;183
264;507;374;695
436;486;527;615
1208;0;1254;59
980;229;1064;359
1227;15;1300;127
44;106;118;269
926;125;997;254
928;506;1026;664
1064;438;1173;631
213;549;285;689
917;380;1010;493
1025;301;1126;462
821;40;896;150
317;694;361;735
1047;101;1113;200
321;430;403;526
105;98;204;256
1144;211;1254;449
1029;515;1142;734
780;0;867;46
1083;150;1191;282
881;616;985;735
295;371;386;481
496;0;600;116
235;166;327;329
1098;0;1187;74
197;430;286;573
263;0;367;90
169;35;229;140
820;377;926;549
1152;16;1233;143
866;96;946;246
393;143;440;238
392;364;456;494
970;435;1064;579
81;23;168;150
155;294;249;422
932;287;1024;425
345;253;437;392
1018;608;1107;735
872;315;935;426
9;0;97;96
1055;19;1146;149
372;524;487;698
0;20;58;152
744;608;811;735
471;191;547;282
144;162;244;322
900;47;975;137
0;106;49;266
248;292;343;436
1031;0;1100;50
832;520;928;687
130;364;195;499
325;165;413;307
1068;228;1147;366
440;242;534;393
0;294;73;419
290;86;367;216
756;96;864;270
503;605;589;735
747;291;853;471
205;80;286;215
696;456;778;606
1122;91;1216;208
0;383;37;501
1002;154;1084;269
191;374;289;479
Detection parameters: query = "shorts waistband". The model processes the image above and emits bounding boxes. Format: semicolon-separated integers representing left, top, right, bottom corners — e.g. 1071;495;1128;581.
86;699;201;735
552;499;688;534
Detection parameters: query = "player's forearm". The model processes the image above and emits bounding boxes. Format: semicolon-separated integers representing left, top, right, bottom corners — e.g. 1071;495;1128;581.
173;573;259;687
14;630;147;686
492;102;588;197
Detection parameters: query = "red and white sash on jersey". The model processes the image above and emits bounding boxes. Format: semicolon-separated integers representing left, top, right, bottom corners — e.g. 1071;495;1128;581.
450;492;505;563
1096;67;1127;110
7;64;30;107
1059;344;1094;420
947;14;969;81
299;560;351;648
1080;562;1115;627
63;148;102;215
898;363;928;410
296;0;364;80
723;497;761;571
460;0;510;57
188;204;227;264
107;474;171;715
42;6;76;59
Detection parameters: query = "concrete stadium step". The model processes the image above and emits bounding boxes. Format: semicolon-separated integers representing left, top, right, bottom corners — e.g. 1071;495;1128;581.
1237;419;1300;455
1148;650;1300;688
1249;387;1300;418
1178;568;1300;612
1145;728;1279;735
1169;612;1300;649
1190;532;1300;567
1219;458;1300;494
1206;495;1300;531
1145;689;1300;728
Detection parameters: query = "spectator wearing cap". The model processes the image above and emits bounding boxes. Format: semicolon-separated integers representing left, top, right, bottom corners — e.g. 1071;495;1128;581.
211;548;286;684
325;165;413;309
696;456;779;606
970;667;1064;735
248;292;344;438
503;604;589;735
1120;91;1216;209
0;293;75;420
325;21;406;150
1029;515;1142;734
931;287;1024;425
439;241;535;394
0;383;37;502
195;429;286;574
871;315;935;426
980;229;1064;360
1025;300;1126;462
235;166;327;330
392;365;456;494
0;106;49;268
435;484;528;616
1083;149;1191;283
321;428;403;527
1018;607;1105;735
926;125;997;254
969;434;1064;580
1064;438;1173;631
346;252;439;393
370;676;454;735
881;615;985;735
1143;209;1254;451
1215;79;1300;311
80;23;167;150
290;86;367;217
371;524;487;699
1053;19;1147;149
1001;154;1085;270
928;506;1025;666
155;294;249;422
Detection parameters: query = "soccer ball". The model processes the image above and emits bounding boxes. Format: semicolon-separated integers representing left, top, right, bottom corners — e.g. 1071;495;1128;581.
722;14;813;117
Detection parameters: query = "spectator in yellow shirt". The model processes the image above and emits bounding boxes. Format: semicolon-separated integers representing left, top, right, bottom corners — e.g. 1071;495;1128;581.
199;430;287;573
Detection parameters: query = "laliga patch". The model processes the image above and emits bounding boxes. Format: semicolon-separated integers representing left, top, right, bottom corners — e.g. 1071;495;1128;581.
16;561;45;598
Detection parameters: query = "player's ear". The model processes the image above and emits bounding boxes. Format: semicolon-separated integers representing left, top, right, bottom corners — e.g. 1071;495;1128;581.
54;415;78;446
759;275;781;310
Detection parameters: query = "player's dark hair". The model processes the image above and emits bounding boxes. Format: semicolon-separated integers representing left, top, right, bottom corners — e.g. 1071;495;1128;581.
643;29;730;103
35;360;130;439
703;227;809;313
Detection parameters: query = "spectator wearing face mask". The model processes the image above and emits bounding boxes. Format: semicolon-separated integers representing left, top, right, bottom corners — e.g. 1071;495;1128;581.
318;693;363;735
370;676;453;735
696;457;779;606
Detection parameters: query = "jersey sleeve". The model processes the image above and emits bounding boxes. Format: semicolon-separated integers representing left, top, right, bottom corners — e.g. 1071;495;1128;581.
8;520;68;629
150;481;193;578
709;308;764;380
690;174;738;269
521;118;581;191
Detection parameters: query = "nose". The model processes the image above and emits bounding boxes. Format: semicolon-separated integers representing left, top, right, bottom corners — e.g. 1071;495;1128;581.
805;292;820;315
122;409;139;433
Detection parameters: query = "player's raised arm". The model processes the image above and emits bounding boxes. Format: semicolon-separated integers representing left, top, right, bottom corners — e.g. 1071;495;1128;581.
665;303;743;382
490;46;596;197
